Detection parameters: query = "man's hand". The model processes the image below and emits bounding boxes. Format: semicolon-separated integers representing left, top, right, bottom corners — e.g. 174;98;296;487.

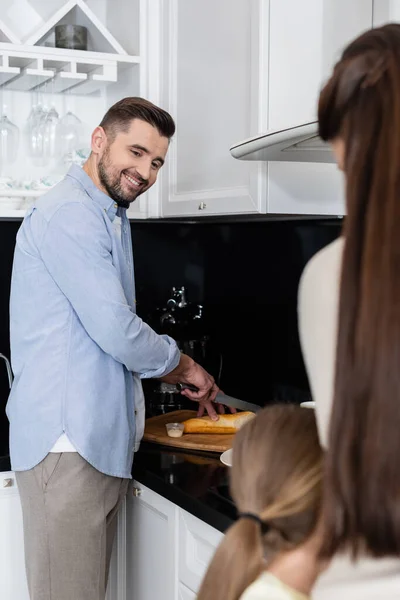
195;391;237;420
161;353;235;421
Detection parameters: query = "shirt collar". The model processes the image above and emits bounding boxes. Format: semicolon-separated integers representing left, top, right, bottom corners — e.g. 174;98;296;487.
66;164;119;222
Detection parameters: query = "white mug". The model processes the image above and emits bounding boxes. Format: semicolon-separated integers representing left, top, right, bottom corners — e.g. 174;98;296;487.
300;401;315;409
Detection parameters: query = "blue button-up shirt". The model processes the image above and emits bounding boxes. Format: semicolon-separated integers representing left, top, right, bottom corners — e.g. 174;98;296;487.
7;165;180;478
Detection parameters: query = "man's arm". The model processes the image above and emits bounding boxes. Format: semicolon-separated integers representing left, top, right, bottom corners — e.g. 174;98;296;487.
39;201;221;413
39;202;180;378
161;353;220;419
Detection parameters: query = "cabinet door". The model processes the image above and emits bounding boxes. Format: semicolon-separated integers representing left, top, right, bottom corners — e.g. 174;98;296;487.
267;0;373;215
106;497;127;600
179;582;197;600
149;0;266;217
373;1;400;25
178;509;223;594
126;481;178;600
0;472;30;600
268;0;373;131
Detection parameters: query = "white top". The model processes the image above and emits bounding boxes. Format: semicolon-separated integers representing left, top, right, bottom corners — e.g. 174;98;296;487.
298;238;400;599
49;215;124;454
240;572;308;600
298;236;343;449
49;433;76;453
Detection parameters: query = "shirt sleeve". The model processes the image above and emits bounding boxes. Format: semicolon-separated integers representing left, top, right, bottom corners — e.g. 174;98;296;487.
38;201;180;378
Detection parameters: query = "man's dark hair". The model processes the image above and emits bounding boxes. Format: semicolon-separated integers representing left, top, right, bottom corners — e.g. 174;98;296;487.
99;97;175;141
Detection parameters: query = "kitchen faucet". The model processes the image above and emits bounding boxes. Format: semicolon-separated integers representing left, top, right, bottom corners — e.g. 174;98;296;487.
0;353;13;389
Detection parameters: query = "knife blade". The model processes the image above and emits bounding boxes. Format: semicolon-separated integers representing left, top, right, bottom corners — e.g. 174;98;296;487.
214;392;261;413
176;382;261;413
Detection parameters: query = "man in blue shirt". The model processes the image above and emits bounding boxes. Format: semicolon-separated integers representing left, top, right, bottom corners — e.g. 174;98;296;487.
8;97;224;600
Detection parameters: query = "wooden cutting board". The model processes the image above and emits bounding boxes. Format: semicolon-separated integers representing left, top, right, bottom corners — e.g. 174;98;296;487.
143;410;234;452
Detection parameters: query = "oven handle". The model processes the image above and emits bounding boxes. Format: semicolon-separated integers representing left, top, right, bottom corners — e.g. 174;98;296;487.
0;354;13;390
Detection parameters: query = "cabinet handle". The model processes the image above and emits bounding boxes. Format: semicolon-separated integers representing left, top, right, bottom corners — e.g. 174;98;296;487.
3;478;14;488
198;202;207;210
132;486;142;497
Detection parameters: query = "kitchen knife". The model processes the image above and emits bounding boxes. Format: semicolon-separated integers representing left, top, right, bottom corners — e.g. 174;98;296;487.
176;382;261;413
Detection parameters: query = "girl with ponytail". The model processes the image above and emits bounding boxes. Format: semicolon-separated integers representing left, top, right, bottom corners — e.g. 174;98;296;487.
197;404;323;600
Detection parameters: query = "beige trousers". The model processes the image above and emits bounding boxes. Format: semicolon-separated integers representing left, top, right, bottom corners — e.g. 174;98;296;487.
16;453;129;600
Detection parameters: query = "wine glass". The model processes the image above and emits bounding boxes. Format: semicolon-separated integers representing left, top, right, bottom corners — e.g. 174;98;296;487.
25;103;45;159
60;110;83;157
42;105;61;162
0;107;19;178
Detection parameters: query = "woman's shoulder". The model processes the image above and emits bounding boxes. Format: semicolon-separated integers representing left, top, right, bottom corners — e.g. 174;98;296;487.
298;236;344;339
299;237;344;297
297;236;344;448
240;572;309;600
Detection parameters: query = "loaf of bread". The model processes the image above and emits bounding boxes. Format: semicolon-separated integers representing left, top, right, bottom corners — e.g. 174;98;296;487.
183;411;256;434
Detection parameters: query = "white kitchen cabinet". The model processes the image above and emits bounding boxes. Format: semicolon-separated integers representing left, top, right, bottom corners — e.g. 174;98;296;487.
178;583;197;600
0;469;124;600
126;481;224;600
152;0;375;218
373;1;400;25
150;0;267;217
263;0;373;216
106;496;127;600
268;0;373;133
0;472;30;600
126;481;179;600
178;509;223;593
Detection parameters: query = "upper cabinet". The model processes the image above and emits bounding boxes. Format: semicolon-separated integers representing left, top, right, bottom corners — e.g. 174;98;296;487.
265;0;373;216
154;0;375;218
152;0;267;217
373;1;400;25
0;0;384;220
268;0;373;132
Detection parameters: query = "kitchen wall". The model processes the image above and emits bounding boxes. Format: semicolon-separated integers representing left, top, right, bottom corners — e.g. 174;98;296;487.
0;217;341;456
133;218;341;401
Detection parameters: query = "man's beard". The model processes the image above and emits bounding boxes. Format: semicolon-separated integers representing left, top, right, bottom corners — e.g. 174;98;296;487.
98;148;146;208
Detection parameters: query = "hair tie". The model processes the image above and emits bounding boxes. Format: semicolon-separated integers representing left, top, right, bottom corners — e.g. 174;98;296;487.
239;513;270;534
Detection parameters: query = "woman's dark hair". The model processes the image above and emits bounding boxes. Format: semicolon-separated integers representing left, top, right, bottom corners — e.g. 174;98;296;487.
99;96;175;140
318;23;400;559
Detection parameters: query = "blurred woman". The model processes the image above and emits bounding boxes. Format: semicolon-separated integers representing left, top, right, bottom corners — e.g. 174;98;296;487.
299;22;400;599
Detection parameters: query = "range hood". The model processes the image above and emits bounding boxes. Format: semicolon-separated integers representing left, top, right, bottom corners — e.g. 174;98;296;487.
230;122;335;163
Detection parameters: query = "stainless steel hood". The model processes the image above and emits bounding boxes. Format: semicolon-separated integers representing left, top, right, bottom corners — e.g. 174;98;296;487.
230;122;335;163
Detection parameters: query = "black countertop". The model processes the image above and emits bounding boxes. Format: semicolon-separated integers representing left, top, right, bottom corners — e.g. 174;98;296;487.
1;444;235;533
132;442;236;533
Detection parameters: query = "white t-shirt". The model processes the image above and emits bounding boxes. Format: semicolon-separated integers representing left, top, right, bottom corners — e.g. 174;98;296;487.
240;573;308;600
50;215;124;453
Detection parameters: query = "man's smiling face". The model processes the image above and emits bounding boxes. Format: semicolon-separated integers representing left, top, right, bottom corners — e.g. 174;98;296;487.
97;118;169;205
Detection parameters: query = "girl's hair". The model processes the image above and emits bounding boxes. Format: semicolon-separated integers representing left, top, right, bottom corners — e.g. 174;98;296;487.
318;23;400;559
197;405;322;600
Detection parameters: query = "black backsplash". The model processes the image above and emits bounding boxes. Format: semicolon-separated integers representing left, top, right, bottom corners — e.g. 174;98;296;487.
0;217;341;456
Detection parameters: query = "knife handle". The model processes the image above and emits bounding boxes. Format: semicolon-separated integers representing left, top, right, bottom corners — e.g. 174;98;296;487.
176;382;199;393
